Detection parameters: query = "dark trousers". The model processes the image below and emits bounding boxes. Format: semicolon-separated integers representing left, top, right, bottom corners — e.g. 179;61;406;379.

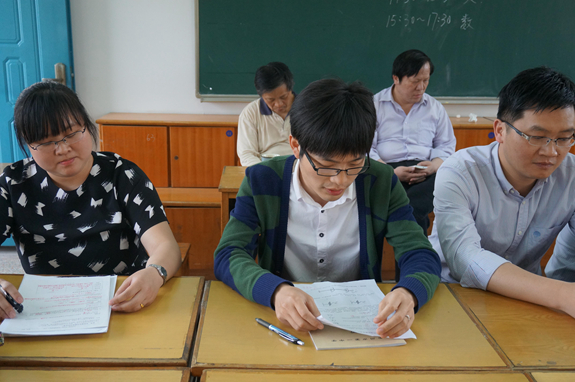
388;160;435;235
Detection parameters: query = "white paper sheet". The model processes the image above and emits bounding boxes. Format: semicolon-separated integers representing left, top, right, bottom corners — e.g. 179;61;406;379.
0;274;117;336
296;280;416;340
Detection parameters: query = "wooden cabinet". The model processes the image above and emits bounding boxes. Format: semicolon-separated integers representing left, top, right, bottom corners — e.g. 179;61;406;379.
99;124;169;187
170;127;237;187
451;117;495;150
96;113;239;188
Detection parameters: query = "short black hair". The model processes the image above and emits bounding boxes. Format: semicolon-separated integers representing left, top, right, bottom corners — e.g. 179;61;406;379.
392;49;434;81
289;78;376;158
254;62;294;96
497;66;575;123
14;81;98;155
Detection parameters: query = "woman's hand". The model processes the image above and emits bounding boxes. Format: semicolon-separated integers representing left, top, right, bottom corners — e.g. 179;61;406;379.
0;279;23;319
109;267;164;312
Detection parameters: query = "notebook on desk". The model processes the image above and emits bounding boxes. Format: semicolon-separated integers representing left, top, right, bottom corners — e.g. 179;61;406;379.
310;325;406;350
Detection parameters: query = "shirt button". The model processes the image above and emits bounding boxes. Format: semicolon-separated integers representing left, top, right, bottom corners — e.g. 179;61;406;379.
510;190;514;194
319;233;324;238
522;201;525;205
321;210;325;213
319;259;324;263
518;231;523;235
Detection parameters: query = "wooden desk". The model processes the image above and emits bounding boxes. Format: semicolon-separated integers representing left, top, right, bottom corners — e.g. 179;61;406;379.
531;372;575;382
449;284;575;370
156;187;221;278
191;282;505;377
0;275;204;367
201;370;530;382
218;166;246;233
0;368;190;382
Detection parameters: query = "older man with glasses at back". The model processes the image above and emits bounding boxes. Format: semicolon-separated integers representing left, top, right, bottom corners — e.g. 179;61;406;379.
429;66;575;319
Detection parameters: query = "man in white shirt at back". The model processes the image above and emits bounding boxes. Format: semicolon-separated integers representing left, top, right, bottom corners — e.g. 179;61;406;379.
370;50;455;234
237;62;295;166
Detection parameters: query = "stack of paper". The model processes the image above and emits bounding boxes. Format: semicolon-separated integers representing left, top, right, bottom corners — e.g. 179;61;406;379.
296;280;416;350
0;274;117;336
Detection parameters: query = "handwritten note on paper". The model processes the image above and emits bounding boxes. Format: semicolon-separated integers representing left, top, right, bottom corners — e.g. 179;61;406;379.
0;274;117;336
296;280;416;340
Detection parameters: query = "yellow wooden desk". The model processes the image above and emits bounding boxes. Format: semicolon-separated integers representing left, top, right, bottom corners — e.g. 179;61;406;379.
191;281;505;377
0;368;190;382
449;284;575;370
218;166;246;233
201;370;530;382
0;275;204;367
531;372;575;382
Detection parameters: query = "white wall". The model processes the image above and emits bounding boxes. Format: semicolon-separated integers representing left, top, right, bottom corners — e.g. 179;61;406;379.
70;0;498;120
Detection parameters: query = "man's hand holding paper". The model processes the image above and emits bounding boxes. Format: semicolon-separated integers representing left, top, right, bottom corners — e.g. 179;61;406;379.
373;287;417;338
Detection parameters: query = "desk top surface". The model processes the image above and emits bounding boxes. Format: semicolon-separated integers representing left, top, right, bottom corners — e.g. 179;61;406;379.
0;275;204;367
450;117;493;129
0;368;189;382
531;372;575;382
95;113;492;129
96;113;239;127
450;285;575;369
201;370;529;382
218;166;246;192
191;282;505;376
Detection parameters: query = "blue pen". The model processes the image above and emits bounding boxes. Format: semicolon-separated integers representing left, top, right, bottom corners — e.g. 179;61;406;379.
256;318;304;345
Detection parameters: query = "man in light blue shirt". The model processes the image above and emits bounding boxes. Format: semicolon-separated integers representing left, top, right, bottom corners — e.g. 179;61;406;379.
430;67;575;318
370;50;455;233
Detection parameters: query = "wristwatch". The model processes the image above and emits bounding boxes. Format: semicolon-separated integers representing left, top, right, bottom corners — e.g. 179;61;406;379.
147;264;167;286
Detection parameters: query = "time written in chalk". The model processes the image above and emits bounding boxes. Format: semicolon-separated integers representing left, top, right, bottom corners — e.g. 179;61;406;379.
386;12;452;30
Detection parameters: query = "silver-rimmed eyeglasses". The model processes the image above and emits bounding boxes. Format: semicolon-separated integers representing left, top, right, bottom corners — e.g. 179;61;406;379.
29;127;87;152
503;121;575;148
304;150;370;177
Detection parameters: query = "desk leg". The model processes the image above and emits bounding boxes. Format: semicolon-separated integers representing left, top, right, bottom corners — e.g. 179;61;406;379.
221;192;230;234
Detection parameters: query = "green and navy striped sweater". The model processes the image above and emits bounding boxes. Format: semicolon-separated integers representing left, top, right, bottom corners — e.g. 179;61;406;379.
214;156;441;311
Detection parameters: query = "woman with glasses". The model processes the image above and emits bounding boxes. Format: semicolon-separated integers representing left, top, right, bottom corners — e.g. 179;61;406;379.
0;82;181;319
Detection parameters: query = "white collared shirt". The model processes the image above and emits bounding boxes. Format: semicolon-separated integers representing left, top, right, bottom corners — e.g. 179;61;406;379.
282;159;360;282
429;142;575;288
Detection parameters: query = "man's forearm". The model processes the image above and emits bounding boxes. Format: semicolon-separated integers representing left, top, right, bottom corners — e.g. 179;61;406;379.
487;262;574;315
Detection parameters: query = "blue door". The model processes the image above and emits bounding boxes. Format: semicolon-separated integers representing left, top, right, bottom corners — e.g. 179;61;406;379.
0;0;74;163
0;0;73;246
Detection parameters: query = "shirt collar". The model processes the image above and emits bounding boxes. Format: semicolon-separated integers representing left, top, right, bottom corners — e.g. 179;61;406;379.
259;92;297;116
292;158;355;208
375;85;428;107
490;142;547;196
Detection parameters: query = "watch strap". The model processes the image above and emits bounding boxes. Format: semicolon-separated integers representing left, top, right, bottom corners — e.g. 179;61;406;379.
147;263;167;286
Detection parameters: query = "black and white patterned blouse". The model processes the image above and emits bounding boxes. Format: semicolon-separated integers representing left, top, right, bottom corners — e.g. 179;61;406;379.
0;152;167;275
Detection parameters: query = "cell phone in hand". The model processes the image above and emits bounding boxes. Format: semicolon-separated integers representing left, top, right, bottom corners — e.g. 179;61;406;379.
412;165;427;170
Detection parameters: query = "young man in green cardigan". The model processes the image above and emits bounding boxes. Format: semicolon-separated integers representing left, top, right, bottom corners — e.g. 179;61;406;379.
215;78;441;339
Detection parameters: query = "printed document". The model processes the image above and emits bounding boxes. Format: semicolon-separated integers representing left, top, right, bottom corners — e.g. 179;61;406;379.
296;279;416;339
0;274;117;336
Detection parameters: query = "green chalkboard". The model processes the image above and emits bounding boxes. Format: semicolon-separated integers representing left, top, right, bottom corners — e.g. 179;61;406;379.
198;0;575;98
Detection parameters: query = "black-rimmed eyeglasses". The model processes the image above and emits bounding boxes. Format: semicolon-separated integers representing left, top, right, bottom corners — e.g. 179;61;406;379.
304;151;370;177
